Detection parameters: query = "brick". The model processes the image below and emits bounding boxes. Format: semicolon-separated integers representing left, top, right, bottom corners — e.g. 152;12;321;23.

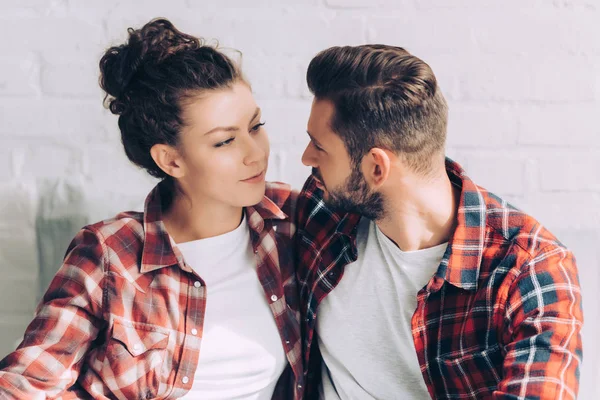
82;189;147;223
453;55;596;102
245;55;316;100
414;0;527;9
446;104;519;148
368;14;476;55
259;99;312;145
0;99;114;141
0;0;66;16
472;9;600;55
281;56;316;100
41;59;100;97
0;17;104;59
517;192;600;231
14;144;81;180
104;16;236;51
231;15;366;56
270;148;312;191
243;55;286;99
83;142;157;198
0;148;13;182
326;0;410;7
460;152;527;196
518;104;600;147
535;151;600;192
415;0;596;10
541;0;598;9
68;0;189;25
265;150;285;183
0;53;40;96
188;0;320;7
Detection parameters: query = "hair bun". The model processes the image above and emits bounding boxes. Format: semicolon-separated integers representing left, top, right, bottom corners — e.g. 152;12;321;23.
99;18;201;115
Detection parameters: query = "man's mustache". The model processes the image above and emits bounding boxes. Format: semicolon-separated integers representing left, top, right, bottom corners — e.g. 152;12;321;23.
311;168;323;182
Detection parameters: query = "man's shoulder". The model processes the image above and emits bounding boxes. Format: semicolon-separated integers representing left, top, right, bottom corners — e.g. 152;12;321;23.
479;186;568;260
265;181;298;218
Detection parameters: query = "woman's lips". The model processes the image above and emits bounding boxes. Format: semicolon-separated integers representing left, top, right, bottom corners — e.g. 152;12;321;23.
241;170;265;184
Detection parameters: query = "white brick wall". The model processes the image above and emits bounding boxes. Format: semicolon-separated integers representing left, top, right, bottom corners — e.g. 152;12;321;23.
0;0;598;397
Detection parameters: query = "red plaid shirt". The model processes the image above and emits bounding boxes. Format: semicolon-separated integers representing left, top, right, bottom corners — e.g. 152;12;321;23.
0;181;304;400
296;158;583;399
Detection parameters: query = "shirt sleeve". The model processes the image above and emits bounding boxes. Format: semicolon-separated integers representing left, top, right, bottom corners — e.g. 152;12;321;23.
0;227;106;399
495;246;583;399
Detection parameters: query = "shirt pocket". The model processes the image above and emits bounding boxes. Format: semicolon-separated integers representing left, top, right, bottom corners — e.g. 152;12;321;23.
104;320;170;399
430;344;503;399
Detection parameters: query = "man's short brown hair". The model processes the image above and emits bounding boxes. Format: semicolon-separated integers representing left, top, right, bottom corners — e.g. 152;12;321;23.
306;45;448;174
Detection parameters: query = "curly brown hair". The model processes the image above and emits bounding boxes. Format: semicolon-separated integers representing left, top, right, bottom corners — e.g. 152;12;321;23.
99;18;244;179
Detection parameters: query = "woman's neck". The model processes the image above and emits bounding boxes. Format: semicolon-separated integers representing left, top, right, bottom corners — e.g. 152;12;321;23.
162;193;244;244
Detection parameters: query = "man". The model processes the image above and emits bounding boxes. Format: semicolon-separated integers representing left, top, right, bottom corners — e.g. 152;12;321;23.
296;44;583;399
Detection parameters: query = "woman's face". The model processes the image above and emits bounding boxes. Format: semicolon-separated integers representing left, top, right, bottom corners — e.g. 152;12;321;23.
175;82;269;209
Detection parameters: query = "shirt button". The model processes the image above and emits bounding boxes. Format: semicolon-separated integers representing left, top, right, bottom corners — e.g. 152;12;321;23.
133;343;142;351
194;281;201;288
298;384;302;389
191;328;198;335
270;294;278;302
285;340;290;344
182;376;189;384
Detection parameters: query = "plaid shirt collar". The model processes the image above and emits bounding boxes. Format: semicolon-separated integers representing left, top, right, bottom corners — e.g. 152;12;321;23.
310;157;486;292
438;158;486;292
140;181;288;274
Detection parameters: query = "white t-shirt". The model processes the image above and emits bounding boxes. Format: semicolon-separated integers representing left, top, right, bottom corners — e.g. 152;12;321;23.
177;215;287;400
317;218;448;399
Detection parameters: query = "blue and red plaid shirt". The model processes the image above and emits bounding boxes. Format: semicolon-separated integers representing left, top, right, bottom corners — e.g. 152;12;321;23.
296;158;583;399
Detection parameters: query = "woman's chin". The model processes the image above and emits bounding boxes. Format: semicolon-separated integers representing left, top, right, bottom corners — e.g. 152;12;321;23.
240;183;267;207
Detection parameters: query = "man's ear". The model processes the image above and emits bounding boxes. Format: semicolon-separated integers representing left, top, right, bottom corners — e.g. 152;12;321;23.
150;144;186;178
362;148;391;189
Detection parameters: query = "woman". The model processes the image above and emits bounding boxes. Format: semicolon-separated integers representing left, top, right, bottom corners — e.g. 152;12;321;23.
0;18;303;400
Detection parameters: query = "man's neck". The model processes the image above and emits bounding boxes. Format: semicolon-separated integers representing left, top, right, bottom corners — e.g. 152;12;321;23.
375;170;460;252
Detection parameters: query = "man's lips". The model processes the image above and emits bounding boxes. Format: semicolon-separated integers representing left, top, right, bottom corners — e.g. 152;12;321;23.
312;174;325;190
311;168;325;189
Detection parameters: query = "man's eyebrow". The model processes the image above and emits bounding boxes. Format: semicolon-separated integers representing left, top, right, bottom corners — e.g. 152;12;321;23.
203;107;261;136
307;131;323;147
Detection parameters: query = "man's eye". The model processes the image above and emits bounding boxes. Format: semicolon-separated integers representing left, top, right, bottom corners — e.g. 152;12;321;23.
215;138;235;148
251;121;266;132
312;141;323;151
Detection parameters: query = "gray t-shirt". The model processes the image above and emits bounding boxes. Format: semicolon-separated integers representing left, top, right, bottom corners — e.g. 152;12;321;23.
317;218;447;399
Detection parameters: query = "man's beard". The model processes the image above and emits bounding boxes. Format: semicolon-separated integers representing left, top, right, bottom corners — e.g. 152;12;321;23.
319;166;385;220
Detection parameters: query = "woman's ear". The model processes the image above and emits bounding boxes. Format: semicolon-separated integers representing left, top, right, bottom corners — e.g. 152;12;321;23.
362;148;391;189
150;144;186;178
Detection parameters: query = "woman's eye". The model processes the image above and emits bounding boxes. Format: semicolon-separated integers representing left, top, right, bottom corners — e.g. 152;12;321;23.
215;138;235;148
251;121;266;132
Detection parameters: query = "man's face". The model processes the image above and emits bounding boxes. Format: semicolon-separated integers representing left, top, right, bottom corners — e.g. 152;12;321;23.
302;98;384;220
